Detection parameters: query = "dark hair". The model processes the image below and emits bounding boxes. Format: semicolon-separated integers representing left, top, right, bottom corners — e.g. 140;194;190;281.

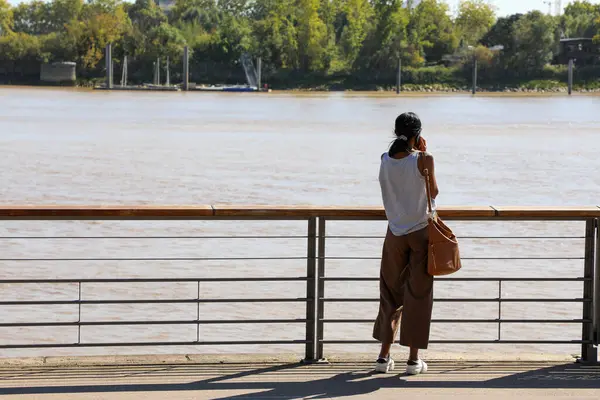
389;112;422;157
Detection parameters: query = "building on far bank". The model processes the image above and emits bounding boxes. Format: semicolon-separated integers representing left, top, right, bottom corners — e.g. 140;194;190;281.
558;38;600;65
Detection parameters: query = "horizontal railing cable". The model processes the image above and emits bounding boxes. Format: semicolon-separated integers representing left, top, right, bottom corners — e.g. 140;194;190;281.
0;207;596;362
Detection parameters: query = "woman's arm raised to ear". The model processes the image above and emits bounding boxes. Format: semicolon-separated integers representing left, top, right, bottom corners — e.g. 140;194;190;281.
419;152;439;199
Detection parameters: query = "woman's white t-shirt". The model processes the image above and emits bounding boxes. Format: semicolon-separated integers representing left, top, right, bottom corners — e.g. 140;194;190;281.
379;151;435;236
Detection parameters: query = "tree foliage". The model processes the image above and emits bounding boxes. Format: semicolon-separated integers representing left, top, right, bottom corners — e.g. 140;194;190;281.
455;0;496;46
2;0;600;85
512;11;559;75
409;0;457;63
0;0;13;35
562;1;600;38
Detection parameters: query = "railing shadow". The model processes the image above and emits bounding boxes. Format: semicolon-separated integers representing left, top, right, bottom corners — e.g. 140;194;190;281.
0;362;598;397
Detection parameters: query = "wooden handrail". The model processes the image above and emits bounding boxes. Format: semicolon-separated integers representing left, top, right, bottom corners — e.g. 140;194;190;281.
0;205;598;220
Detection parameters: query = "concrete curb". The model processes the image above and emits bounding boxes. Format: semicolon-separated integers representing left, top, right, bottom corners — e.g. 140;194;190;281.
0;352;577;367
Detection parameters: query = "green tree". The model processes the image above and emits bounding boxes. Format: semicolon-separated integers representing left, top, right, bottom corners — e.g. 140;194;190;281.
0;0;13;35
120;0;192;78
66;1;130;69
479;13;522;76
42;31;76;62
356;0;411;72
170;0;220;31
561;1;600;38
82;0;122;15
218;0;250;16
201;11;253;64
480;13;522;50
251;0;299;69
0;32;44;81
338;0;373;68
127;0;166;31
4;0;598;87
316;0;342;72
512;10;558;75
296;0;329;71
145;22;187;61
408;0;457;63
455;0;495;46
52;0;83;28
56;0;83;18
0;32;41;60
167;0;221;62
12;0;83;35
318;0;340;42
12;1;54;35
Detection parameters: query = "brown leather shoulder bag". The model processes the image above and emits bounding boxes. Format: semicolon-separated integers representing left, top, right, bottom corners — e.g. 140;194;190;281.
421;152;462;276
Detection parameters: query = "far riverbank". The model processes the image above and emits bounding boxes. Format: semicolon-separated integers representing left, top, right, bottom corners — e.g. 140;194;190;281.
3;82;600;95
283;81;600;94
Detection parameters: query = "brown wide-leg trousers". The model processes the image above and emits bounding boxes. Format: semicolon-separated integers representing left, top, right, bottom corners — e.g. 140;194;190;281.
373;226;434;349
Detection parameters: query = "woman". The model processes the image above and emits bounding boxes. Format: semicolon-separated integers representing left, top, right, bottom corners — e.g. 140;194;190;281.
373;112;438;376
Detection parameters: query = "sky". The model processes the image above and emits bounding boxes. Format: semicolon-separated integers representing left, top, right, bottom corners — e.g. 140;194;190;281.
448;0;600;16
4;0;600;18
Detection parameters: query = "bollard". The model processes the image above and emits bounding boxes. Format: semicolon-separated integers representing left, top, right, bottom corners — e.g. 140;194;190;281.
472;58;477;95
257;57;262;90
105;43;113;89
156;58;160;85
121;55;128;87
183;46;189;91
166;57;170;86
568;59;573;95
396;58;401;94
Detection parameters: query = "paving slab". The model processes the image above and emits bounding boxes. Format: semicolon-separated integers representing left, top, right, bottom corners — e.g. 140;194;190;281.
0;355;598;399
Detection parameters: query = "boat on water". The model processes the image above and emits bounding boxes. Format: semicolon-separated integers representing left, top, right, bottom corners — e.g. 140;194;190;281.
191;54;266;92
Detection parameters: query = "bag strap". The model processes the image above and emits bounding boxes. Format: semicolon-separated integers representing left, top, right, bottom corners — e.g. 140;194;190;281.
420;152;434;215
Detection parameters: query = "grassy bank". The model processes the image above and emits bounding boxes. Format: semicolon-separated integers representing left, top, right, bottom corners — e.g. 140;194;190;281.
258;64;600;92
276;80;600;93
4;78;600;94
5;64;600;93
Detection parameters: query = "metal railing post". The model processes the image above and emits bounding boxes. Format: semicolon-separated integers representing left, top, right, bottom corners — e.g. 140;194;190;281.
497;280;502;341
594;218;600;348
303;217;317;362
581;219;597;362
196;280;201;343
316;217;326;360
77;282;82;344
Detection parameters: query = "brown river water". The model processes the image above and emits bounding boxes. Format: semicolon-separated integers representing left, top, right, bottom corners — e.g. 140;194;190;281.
0;87;599;360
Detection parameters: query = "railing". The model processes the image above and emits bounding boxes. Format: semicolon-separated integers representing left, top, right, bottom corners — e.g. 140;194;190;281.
0;206;598;363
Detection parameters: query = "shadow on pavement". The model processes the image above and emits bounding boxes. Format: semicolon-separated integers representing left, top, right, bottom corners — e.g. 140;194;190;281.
0;362;598;397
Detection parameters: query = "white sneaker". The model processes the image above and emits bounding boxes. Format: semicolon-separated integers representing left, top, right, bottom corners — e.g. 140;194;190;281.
406;359;428;375
374;357;395;373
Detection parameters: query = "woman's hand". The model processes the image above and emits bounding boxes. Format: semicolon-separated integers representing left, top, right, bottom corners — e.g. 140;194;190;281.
416;136;427;152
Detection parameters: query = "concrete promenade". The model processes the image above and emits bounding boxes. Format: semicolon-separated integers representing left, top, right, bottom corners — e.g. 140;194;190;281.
0;354;598;399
